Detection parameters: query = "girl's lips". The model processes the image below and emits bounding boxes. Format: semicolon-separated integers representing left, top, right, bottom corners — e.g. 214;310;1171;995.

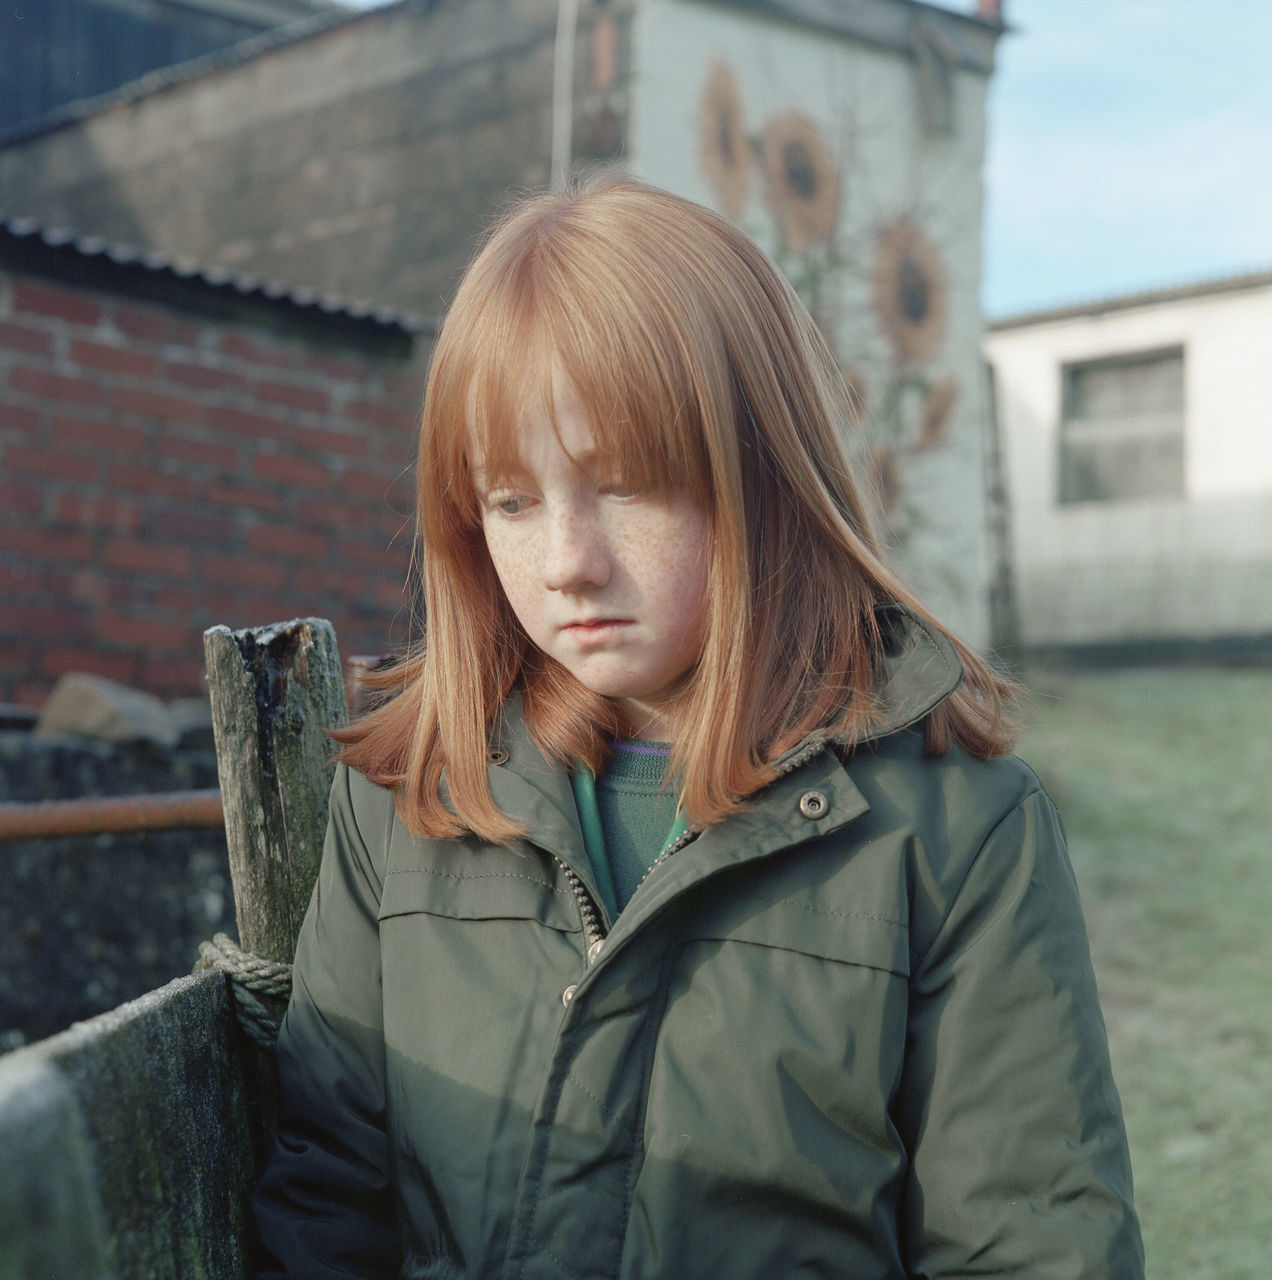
562;619;632;646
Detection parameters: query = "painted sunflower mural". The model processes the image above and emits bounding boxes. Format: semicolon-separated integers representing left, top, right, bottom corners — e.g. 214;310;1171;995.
871;217;948;366
698;61;750;223
761;110;840;253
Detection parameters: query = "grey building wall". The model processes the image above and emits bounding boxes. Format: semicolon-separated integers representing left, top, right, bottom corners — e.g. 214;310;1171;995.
0;0;633;316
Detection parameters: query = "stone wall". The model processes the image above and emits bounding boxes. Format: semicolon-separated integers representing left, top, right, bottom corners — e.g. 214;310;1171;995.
0;730;236;1049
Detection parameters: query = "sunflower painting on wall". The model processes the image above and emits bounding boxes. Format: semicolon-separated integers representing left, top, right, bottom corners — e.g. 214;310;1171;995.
693;62;960;541
761;109;840;253
699;61;750;223
871;217;948;367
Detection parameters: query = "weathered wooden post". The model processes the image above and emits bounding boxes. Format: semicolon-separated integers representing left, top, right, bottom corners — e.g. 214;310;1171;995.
202;617;348;1189
204;617;348;969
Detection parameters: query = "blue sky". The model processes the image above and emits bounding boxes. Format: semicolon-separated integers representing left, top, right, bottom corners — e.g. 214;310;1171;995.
339;0;1272;318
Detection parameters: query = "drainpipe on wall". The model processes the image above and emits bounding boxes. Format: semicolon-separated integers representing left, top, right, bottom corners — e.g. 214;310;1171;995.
552;0;580;191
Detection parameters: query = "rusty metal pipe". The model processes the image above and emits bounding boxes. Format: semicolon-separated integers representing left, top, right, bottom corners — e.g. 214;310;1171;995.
0;788;224;842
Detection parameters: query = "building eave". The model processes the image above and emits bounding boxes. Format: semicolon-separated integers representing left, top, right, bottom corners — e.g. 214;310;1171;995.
0;215;436;337
987;267;1272;333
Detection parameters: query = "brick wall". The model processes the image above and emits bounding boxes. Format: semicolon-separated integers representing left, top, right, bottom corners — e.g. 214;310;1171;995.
0;251;431;707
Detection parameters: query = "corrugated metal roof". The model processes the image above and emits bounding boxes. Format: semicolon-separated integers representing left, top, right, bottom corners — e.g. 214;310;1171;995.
0;214;435;334
987;267;1272;332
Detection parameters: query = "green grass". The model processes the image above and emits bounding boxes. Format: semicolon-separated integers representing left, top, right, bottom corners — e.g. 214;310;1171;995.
1018;666;1272;1278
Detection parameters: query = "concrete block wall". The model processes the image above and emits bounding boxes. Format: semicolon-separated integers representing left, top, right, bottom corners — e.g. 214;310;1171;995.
0;258;429;707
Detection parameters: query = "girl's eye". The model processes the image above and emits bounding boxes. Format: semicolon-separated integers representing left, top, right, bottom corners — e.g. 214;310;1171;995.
486;493;532;517
599;479;641;500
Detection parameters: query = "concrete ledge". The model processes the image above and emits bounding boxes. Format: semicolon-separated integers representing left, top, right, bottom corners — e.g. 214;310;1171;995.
0;970;260;1279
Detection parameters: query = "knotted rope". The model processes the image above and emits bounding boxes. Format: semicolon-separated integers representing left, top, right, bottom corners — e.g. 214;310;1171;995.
196;932;292;1049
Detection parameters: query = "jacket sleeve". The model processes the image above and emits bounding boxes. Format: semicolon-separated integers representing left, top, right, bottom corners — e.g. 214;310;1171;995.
253;763;403;1278
896;787;1144;1278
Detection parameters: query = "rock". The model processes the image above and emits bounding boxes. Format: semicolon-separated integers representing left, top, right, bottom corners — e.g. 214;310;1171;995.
168;695;215;751
35;674;178;747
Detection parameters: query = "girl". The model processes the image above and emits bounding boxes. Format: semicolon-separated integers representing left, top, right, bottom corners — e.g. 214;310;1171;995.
254;180;1143;1279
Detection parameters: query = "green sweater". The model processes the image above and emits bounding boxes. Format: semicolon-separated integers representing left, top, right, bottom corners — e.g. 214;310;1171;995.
570;739;687;919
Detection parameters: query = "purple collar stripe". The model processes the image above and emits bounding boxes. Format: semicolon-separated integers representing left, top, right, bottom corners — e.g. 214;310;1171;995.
609;739;671;756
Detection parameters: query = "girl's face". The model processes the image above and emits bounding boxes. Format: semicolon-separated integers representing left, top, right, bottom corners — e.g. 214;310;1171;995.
472;371;711;741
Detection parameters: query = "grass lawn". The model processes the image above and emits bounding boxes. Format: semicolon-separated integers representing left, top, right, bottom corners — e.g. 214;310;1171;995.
1019;665;1272;1279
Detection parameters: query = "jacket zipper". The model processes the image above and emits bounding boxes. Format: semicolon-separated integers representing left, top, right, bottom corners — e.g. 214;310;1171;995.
555;855;607;959
559;739;828;962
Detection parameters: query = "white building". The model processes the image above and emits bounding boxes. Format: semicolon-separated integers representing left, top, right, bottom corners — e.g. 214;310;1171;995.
984;271;1272;654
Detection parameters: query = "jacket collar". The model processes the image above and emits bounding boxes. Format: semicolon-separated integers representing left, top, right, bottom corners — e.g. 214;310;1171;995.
482;603;961;908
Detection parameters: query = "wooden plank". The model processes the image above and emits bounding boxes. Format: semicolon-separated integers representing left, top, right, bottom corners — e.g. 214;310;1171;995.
203;618;347;966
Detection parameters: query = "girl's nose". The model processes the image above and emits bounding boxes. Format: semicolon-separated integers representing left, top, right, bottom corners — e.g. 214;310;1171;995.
543;508;610;592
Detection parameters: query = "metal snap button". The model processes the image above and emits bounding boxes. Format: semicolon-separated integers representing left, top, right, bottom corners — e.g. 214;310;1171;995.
798;789;829;819
488;747;510;765
561;984;579;1006
586;938;605;965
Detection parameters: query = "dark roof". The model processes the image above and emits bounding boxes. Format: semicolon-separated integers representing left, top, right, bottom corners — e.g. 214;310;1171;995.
0;214;435;335
987;266;1272;332
0;2;411;149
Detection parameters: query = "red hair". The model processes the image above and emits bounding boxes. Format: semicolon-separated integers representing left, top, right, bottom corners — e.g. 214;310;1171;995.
335;180;1017;842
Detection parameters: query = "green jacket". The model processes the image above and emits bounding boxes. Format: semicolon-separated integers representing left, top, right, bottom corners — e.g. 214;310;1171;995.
255;610;1143;1278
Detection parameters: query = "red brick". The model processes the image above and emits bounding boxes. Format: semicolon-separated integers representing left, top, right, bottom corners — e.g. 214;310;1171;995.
3;444;98;483
68;568;111;608
295;424;371;459
52;493;142;535
341;465;404;500
109;386;203;425
255;379;330;414
147;508;236;543
12;682;48;709
5;527;95;560
336;537;409;569
52;413;148;455
69;338;160;378
102;537;194;577
41;647;138;683
152;585;243;618
301;350;369;382
203;478;283;513
156;433;237;471
0;404;43;436
0;602;90;639
207;405;294;443
113;304;201;347
8;366;100;407
374;579;407;608
96;612;192;648
108;463;196;500
296;497;373;530
163;360;251;394
0;320;56;357
0;480;41;518
219;330;300;368
13;280;103;326
245;523;329;559
198;553;286;590
252;452;330;488
139;654;206;696
344;398;411;430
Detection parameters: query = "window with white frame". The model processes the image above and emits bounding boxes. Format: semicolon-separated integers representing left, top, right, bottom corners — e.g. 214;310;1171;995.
1058;347;1185;503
